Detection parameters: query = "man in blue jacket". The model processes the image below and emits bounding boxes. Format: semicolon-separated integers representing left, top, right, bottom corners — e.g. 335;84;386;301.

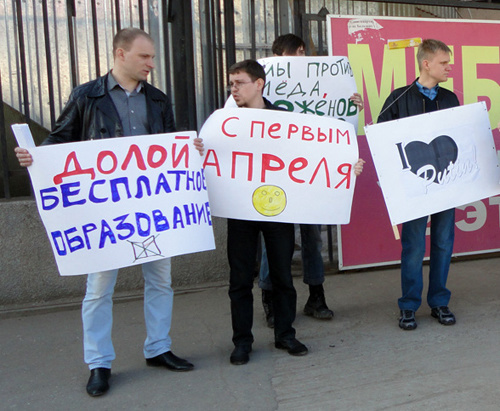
377;39;459;331
15;28;200;397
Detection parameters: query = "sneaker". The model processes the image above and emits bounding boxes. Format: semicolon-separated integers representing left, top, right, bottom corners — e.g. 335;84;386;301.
431;306;456;325
399;309;417;330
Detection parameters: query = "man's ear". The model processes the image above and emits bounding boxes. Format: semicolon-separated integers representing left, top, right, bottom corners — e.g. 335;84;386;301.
256;78;265;91
115;48;125;60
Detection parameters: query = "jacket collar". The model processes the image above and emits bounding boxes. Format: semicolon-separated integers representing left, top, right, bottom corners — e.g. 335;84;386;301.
410;77;447;99
89;73;166;135
87;75;109;98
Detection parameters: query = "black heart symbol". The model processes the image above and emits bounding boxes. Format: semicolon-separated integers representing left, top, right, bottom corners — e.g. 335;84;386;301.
404;135;458;184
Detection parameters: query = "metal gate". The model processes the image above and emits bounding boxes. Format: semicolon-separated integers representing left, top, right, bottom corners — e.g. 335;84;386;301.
1;0;499;198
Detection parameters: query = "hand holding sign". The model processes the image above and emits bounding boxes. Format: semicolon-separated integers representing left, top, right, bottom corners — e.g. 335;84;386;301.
12;124;35;167
14;147;34;167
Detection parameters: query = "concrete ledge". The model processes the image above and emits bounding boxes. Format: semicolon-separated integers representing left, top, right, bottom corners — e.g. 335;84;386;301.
0;198;229;308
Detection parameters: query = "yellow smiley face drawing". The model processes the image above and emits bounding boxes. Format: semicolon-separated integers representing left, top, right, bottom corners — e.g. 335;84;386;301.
252;185;287;216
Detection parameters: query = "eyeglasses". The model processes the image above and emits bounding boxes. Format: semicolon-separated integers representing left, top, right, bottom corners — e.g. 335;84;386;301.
226;80;254;91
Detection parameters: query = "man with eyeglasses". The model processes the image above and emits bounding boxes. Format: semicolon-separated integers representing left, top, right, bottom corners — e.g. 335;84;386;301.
224;59;363;365
225;59;307;365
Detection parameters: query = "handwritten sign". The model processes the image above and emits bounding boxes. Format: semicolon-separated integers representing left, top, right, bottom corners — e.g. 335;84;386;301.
199;108;359;224
12;125;215;276
225;56;359;131
365;102;500;225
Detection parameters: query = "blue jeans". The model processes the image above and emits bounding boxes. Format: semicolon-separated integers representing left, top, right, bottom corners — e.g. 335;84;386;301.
227;219;296;345
82;258;173;370
259;224;324;290
399;209;455;311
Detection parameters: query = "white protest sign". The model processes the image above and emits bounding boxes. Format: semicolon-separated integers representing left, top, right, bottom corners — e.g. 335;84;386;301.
199;108;359;224
12;125;215;276
225;56;359;131
365;102;500;225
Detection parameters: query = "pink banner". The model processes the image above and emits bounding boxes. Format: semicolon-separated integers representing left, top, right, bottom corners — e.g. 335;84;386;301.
328;16;500;268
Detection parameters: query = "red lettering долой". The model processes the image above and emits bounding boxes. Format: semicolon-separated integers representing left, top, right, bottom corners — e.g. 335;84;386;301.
172;143;189;168
53;151;96;184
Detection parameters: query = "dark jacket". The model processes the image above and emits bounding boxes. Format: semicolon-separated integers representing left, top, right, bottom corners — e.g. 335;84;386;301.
377;79;460;123
263;97;288;113
43;73;175;145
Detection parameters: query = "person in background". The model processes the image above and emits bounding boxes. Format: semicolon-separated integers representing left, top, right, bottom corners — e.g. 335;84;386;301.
259;33;364;327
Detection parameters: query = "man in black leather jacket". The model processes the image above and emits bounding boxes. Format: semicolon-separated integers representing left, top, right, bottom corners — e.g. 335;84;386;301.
42;74;175;144
378;39;459;331
15;28;201;397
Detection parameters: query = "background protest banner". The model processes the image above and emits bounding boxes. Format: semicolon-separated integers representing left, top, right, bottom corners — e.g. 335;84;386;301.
13;125;215;276
366;102;500;225
199;107;359;224
328;15;500;269
225;56;360;131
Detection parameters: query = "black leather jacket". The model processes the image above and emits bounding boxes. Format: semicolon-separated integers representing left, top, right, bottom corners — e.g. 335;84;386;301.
377;79;460;123
42;73;175;145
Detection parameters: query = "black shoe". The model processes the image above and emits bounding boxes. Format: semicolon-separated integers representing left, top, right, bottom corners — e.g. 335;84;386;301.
230;345;252;365
262;289;275;328
275;338;308;356
399;309;417;330
146;351;194;371
304;285;334;320
431;306;456;325
86;368;111;397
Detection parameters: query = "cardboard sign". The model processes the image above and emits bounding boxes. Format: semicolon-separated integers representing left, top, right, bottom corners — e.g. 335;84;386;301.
199;108;359;224
366;102;500;225
225;56;360;131
12;124;215;276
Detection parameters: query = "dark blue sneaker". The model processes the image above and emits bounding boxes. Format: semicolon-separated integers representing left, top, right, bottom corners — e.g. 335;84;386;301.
399;310;417;330
431;306;456;325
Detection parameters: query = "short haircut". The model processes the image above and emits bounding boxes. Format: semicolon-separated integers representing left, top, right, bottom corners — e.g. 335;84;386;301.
113;27;153;58
228;59;265;82
272;34;305;56
417;39;452;69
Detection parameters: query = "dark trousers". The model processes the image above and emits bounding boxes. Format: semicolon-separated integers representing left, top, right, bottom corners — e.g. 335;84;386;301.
259;224;324;289
227;218;296;346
